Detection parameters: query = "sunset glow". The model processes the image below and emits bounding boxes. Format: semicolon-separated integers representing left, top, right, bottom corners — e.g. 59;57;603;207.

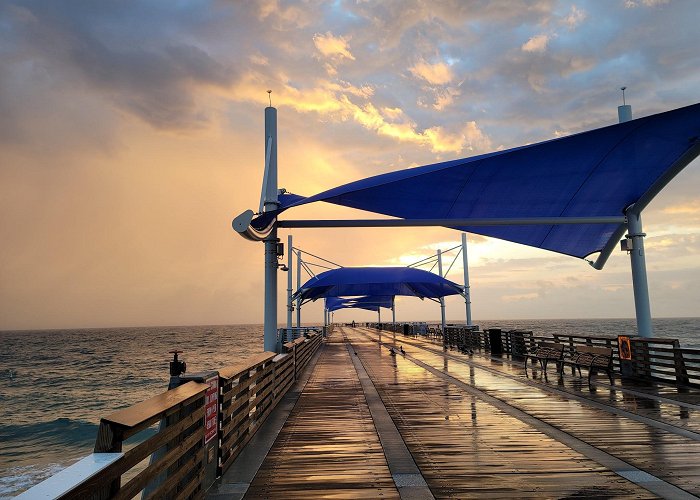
1;1;699;329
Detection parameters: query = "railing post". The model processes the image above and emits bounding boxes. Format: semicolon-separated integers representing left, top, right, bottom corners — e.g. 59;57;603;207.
94;422;123;496
672;340;689;386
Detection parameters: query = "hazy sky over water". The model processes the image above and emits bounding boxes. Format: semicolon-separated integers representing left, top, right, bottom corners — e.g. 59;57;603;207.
1;0;700;330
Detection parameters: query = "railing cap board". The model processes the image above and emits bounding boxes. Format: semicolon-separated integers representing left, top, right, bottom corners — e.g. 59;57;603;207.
219;352;276;380
630;337;679;345
577;345;613;356
273;352;291;362
539;342;564;351
102;381;208;429
16;453;123;499
293;337;306;345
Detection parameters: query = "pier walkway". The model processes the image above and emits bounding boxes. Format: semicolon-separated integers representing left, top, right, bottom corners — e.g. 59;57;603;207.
209;327;700;499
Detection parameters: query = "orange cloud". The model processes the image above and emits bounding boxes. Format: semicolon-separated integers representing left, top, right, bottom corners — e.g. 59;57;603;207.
313;32;355;61
409;60;454;85
522;34;550;53
231;71;490;154
663;200;700;214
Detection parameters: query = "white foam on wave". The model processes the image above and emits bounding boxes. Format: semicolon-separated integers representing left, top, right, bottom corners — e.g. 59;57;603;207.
0;462;67;498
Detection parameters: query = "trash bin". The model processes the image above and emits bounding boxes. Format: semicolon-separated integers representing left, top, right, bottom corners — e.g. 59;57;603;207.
488;328;503;355
403;323;410;335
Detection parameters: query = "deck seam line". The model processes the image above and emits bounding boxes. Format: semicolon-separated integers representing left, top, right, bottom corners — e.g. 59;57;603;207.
369;328;700;440
344;333;435;500
393;345;698;500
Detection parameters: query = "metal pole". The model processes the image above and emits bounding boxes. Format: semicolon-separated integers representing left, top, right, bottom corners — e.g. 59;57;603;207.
618;97;652;337
437;249;446;333
286;235;292;329
378;308;381;324
263;106;278;353
296;250;302;327
392;297;396;325
627;211;653;337
461;233;472;327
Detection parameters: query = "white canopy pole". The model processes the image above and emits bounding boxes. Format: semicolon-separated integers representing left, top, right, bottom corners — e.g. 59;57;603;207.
286;234;293;329
263;106;278;353
627;211;653;337
438;249;446;334
296;249;302;327
461;233;472;327
619;98;652;338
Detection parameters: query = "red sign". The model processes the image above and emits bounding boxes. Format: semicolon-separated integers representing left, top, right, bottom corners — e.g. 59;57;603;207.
204;375;219;444
618;335;632;361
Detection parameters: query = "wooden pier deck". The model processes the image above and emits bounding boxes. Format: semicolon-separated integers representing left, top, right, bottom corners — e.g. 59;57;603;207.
208;327;700;499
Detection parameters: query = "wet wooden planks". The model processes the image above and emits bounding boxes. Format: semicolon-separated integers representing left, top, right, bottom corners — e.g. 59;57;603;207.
243;336;399;499
347;329;652;499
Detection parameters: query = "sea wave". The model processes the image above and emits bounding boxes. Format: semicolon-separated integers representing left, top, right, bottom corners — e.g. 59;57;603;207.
1;418;97;457
0;462;71;498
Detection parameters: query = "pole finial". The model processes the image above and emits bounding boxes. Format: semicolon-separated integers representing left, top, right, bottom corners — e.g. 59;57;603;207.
620;86;627;105
267;90;272;107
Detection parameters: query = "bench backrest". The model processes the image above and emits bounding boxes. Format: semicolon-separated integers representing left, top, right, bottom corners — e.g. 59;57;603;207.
577;345;612;357
539;342;564;353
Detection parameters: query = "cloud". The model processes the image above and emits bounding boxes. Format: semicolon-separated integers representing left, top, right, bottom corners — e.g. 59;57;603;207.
521;34;551;53
625;0;670;7
313;31;356;61
502;292;539;302
562;5;586;29
257;0;314;29
409;60;454;85
232;70;490;154
0;2;236;132
663;200;700;215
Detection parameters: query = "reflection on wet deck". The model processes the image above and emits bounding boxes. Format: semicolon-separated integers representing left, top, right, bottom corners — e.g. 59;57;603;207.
216;327;700;499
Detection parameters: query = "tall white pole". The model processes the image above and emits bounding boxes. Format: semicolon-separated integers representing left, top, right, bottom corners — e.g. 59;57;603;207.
627;211;653;337
263;106;279;353
618;97;652;338
286;234;293;329
461;233;472;326
296;250;302;327
438;249;446;333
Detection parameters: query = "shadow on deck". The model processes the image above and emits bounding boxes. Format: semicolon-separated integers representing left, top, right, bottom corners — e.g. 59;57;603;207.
209;327;700;499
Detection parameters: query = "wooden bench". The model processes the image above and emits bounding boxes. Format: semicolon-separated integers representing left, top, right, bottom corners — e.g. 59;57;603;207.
525;342;564;373
560;345;614;384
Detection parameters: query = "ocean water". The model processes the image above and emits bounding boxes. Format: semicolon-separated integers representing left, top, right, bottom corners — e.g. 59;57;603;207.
0;324;263;498
1;319;699;497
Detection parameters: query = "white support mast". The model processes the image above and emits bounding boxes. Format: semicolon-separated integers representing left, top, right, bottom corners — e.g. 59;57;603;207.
263;105;279;352
619;89;652;337
461;233;472;327
286;234;293;329
296;249;302;327
437;249;446;334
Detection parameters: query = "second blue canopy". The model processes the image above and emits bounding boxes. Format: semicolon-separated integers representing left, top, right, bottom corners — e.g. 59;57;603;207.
295;267;464;302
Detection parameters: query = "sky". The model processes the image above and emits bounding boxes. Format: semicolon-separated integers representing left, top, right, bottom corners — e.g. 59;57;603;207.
1;0;700;330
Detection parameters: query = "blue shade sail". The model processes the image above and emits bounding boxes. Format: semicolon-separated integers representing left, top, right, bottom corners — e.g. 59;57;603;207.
253;103;700;260
325;295;394;312
295;267;464;302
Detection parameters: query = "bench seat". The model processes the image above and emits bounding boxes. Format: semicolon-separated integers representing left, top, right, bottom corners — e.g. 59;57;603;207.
560;345;614;384
525;342;564;373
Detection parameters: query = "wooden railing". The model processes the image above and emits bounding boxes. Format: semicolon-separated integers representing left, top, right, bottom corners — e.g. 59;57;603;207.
25;333;323;499
367;323;700;388
63;381;209;499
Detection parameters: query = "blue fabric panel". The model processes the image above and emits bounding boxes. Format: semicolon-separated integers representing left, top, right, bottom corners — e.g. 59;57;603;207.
297;267;463;301
252;103;700;259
